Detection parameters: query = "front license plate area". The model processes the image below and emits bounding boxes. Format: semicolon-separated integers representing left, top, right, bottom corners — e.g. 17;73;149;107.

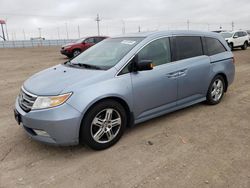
14;109;22;125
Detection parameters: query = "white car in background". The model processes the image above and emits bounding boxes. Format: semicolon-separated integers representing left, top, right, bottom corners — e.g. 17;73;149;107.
221;31;249;50
247;30;250;46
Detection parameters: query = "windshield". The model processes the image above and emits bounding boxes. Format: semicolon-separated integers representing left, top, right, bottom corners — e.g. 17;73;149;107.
75;38;86;43
71;37;144;70
221;32;233;38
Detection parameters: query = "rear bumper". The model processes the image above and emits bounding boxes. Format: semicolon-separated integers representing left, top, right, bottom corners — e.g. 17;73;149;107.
15;98;82;146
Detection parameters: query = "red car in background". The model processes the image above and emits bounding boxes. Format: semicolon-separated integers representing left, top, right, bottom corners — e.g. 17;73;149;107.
60;36;108;58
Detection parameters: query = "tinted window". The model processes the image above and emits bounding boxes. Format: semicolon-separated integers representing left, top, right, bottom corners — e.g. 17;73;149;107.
242;32;247;37
175;36;203;60
85;37;95;43
94;37;105;43
205;37;226;56
234;32;239;38
138;38;171;66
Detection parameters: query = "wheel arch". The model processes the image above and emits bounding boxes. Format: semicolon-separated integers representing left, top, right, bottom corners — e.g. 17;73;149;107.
78;96;134;141
216;73;228;92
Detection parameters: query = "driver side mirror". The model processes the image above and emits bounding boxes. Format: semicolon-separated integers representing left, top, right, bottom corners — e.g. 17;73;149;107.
233;35;238;39
129;55;153;72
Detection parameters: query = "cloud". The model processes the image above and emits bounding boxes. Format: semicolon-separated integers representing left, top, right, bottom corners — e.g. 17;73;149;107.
0;0;249;40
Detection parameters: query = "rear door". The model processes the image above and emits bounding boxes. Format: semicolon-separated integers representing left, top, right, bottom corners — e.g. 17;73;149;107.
173;36;211;105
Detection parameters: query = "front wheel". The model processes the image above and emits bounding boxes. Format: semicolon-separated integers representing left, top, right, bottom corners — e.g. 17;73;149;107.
206;75;225;105
73;49;81;57
228;43;233;51
80;100;127;150
241;42;248;50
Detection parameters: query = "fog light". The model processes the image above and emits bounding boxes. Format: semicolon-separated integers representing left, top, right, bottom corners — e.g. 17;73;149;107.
33;129;50;137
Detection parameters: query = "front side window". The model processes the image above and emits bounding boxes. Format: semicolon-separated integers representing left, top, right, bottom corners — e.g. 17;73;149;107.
205;37;226;56
175;36;203;61
71;37;144;70
234;32;239;38
221;32;233;39
85;37;95;43
137;37;171;66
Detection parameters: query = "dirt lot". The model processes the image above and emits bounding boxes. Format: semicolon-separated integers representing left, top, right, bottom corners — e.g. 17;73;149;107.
0;47;250;188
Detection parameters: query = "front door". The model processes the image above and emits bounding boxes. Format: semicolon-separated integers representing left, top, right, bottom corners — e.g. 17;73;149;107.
131;37;178;120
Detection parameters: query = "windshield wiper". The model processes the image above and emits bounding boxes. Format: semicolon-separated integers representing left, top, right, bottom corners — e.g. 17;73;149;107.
72;63;102;70
64;61;102;70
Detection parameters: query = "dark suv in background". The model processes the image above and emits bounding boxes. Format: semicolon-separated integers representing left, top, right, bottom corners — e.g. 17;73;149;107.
60;36;108;58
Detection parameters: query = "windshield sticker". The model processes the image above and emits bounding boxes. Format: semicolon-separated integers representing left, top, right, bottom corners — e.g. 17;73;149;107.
121;40;136;45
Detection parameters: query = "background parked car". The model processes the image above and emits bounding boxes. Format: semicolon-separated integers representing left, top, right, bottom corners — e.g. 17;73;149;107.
246;30;250;46
60;36;108;58
221;31;248;50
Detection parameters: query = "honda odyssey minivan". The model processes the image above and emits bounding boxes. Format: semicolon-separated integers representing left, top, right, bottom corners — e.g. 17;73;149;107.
14;30;235;150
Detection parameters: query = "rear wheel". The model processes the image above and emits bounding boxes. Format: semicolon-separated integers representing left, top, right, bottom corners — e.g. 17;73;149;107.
241;42;248;50
80;100;127;150
206;75;225;105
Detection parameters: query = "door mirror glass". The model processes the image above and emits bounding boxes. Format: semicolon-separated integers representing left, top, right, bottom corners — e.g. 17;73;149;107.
136;60;153;71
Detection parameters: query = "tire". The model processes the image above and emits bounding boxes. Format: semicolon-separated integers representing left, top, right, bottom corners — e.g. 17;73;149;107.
228;43;233;51
206;75;225;105
80;100;127;150
73;49;81;57
241;42;248;50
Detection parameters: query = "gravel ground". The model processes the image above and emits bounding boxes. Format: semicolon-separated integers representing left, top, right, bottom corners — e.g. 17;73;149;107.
0;47;250;188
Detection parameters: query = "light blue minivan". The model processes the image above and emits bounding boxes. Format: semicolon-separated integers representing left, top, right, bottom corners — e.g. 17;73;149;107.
14;30;235;150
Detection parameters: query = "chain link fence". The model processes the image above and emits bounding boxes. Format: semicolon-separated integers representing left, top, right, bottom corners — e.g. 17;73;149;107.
0;39;76;48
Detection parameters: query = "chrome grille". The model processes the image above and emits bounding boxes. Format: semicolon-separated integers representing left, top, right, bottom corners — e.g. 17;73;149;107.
18;88;37;112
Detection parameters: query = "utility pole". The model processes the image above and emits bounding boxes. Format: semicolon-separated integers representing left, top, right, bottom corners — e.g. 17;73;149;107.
38;27;42;38
232;21;234;31
77;25;80;38
95;14;101;36
23;29;26;40
57;27;60;40
65;23;69;39
187;19;190;30
121;20;125;34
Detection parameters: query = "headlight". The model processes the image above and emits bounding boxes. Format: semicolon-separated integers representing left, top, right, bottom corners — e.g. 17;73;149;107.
64;45;72;49
32;92;72;110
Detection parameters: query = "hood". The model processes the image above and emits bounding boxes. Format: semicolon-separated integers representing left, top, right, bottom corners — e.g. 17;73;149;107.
23;64;106;96
62;43;77;48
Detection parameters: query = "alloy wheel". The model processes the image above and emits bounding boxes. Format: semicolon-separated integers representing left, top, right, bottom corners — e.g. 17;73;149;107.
211;79;224;102
90;108;122;144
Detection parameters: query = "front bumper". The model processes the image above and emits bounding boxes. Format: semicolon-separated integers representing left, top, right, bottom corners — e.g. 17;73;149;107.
60;49;71;56
15;98;82;146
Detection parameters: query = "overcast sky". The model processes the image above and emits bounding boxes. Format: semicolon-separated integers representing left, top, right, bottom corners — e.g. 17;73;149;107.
0;0;250;40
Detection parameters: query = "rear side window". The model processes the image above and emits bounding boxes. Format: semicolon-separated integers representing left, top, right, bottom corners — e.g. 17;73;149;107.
205;37;226;56
85;37;95;43
175;36;203;60
94;37;105;43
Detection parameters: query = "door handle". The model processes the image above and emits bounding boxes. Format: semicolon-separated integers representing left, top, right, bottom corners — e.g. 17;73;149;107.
178;69;187;76
166;72;179;78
